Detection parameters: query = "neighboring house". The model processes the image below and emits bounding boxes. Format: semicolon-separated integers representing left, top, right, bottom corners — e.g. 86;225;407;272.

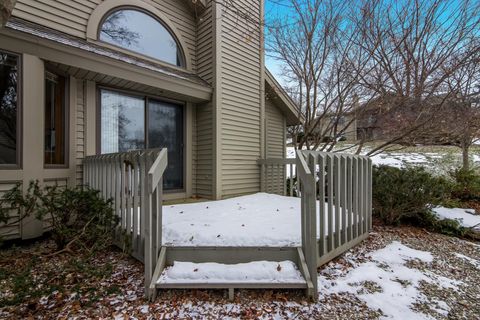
354;95;479;145
0;0;300;240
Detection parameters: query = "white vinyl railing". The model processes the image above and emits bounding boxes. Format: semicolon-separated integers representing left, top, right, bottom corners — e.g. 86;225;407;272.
83;148;168;297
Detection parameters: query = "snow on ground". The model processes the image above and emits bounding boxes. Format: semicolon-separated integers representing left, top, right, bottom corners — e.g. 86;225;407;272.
163;193;361;247
433;207;480;230
318;241;461;319
286;146;480;170
157;261;305;284
455;253;480;269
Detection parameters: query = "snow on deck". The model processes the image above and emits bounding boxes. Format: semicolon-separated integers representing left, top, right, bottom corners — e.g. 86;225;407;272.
433;207;480;230
162;193;360;247
157;261;305;284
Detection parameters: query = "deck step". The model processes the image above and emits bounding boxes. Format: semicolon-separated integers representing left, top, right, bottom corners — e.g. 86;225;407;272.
155;260;307;289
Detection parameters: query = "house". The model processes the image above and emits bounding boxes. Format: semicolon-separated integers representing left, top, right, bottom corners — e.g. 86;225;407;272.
0;0;301;240
354;94;480;145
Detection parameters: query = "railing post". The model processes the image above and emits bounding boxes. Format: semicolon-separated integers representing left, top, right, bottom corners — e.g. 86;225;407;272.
297;151;318;299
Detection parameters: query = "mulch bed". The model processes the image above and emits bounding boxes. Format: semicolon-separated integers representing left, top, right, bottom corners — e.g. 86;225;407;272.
0;225;479;319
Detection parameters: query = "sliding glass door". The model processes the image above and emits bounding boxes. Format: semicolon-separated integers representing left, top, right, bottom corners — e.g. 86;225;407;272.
100;88;184;191
148;99;184;190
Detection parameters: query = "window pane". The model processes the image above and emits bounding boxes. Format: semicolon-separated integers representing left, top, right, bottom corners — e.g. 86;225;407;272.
148;100;183;190
100;9;182;66
44;72;66;165
101;89;145;153
0;52;18;165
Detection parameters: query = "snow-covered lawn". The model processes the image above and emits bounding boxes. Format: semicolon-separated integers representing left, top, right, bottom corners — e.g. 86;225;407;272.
286;146;480;171
433;207;480;230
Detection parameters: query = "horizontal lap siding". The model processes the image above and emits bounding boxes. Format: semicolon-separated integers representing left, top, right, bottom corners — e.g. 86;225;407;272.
76;80;85;185
220;0;261;198
266;99;285;158
0;182;22;240
193;5;213;198
265;99;286;195
12;0;197;70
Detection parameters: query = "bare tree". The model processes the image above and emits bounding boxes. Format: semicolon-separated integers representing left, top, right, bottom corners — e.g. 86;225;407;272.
267;0;372;151
353;0;480;156
0;0;17;27
442;44;480;170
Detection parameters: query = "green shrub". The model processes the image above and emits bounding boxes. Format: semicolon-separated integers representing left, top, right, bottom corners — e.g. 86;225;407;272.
372;165;452;225
449;168;480;202
0;181;118;252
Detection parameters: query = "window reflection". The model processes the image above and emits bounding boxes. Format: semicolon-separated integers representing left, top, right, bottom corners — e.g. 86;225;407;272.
148;100;184;190
0;52;18;165
100;89;184;190
99;9;182;66
101;90;145;154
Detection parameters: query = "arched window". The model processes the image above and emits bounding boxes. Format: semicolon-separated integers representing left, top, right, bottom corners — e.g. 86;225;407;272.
99;8;184;67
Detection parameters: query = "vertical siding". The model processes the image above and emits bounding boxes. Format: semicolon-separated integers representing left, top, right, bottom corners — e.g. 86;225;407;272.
265;99;285;158
12;0;197;70
76;80;85;185
219;0;262;197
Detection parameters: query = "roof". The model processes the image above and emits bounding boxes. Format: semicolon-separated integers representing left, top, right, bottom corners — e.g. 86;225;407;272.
7;18;208;86
265;70;302;125
3;18;212;102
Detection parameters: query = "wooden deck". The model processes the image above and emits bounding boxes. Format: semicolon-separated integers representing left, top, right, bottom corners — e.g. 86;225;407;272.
83;149;372;301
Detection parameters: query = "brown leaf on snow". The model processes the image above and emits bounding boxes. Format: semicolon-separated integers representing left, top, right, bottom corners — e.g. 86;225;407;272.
277;264;282;272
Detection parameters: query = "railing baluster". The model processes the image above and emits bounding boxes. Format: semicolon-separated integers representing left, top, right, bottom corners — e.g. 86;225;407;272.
334;155;341;248
346;157;353;242
340;156;347;245
318;154;326;257
327;154;334;253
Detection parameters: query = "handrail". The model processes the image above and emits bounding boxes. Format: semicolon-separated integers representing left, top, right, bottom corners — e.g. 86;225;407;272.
148;148;168;193
83;148;168;299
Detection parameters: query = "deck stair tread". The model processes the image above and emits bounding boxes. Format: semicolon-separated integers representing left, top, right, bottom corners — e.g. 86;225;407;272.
156;260;307;288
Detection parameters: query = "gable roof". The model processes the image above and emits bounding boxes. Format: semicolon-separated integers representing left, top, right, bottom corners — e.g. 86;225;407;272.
265;69;302;125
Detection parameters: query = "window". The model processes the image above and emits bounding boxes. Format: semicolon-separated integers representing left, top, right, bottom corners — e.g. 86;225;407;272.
100;89;184;190
99;9;183;66
44;71;67;166
0;51;19;166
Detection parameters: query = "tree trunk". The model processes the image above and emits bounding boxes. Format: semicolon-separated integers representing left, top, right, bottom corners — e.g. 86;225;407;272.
461;142;470;171
0;0;16;28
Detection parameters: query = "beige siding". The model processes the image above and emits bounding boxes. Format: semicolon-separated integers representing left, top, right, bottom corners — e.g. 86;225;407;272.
266;99;286;158
193;4;214;198
12;0;197;70
195;102;213;197
265;99;286;195
196;5;213;84
219;0;262;197
42;179;68;229
0;182;22;240
76;80;86;184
